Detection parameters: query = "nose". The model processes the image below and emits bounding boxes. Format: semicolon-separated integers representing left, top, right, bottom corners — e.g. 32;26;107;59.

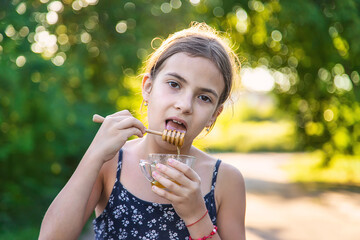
174;92;193;114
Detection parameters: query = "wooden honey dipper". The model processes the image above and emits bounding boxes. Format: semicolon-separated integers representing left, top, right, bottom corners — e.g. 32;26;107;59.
92;114;185;147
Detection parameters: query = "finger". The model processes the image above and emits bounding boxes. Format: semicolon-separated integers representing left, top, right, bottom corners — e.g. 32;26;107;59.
114;116;146;134
98;113;146;135
152;170;183;192
93;110;132;123
151;175;183;202
151;184;174;200
155;163;191;187
108;110;132;118
120;127;144;139
93;114;105;123
167;159;200;183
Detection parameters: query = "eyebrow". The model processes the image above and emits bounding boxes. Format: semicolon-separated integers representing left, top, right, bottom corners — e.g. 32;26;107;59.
165;72;219;99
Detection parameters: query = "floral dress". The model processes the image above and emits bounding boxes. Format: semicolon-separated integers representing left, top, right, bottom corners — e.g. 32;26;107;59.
93;149;221;240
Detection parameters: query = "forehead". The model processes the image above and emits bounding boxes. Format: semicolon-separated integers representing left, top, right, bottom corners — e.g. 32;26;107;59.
156;52;224;94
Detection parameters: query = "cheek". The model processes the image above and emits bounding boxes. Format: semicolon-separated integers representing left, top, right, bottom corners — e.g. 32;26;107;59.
194;107;215;125
150;83;172;99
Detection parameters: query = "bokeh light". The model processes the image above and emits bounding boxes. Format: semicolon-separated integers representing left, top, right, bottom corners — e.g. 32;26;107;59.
334;74;352;91
324;109;334;122
170;0;182;9
16;2;27;15
16;56;26;67
190;0;200;6
241;67;275;92
115;21;127;34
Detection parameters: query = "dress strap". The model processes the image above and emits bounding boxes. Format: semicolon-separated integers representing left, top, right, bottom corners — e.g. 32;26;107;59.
116;149;123;180
211;159;221;188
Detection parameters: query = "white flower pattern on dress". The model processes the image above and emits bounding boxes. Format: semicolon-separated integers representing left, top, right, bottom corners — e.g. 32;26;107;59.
93;150;220;239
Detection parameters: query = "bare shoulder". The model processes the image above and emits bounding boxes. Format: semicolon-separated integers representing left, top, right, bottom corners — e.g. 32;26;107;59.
190;147;245;191
216;161;246;205
218;161;245;187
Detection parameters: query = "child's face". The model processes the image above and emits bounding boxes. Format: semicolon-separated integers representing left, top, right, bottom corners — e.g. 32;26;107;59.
143;52;224;148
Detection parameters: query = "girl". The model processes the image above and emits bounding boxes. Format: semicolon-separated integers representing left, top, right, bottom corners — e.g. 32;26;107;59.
40;22;246;240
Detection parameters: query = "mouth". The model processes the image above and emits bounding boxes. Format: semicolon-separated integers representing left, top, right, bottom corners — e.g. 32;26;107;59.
165;118;187;133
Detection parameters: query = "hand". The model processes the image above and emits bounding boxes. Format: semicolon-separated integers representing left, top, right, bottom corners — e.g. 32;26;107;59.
151;159;208;225
90;111;146;163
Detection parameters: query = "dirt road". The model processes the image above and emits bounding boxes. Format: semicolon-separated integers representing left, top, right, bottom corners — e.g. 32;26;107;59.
213;152;360;240
81;152;360;239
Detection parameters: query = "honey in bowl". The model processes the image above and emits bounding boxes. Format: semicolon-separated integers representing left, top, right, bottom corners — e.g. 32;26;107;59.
139;154;196;189
151;179;180;189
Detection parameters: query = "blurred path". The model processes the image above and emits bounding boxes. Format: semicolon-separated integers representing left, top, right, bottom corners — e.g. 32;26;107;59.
213;152;360;240
81;152;360;239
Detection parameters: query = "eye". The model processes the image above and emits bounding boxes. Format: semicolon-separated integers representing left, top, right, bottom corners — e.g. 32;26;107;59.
198;95;212;103
168;81;180;89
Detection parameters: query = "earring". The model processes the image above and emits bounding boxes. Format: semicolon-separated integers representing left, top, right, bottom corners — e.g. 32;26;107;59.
144;101;148;106
205;126;210;132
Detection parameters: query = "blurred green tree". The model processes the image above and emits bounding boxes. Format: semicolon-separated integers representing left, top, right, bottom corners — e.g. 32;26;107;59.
223;0;360;163
0;0;359;236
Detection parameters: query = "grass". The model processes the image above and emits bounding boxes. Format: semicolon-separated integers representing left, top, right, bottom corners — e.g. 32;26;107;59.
194;120;297;152
283;151;360;186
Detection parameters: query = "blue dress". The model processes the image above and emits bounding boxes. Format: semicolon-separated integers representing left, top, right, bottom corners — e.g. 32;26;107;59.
93;150;221;240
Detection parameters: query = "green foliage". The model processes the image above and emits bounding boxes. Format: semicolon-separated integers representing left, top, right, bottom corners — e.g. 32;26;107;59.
283;151;360;185
1;0;359;236
0;226;40;240
194;95;297;152
195;120;296;152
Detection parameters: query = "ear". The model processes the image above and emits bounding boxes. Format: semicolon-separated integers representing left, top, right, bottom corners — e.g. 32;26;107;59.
207;105;223;127
142;73;152;101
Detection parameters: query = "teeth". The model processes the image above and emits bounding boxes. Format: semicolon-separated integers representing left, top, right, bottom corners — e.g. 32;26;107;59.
172;120;183;125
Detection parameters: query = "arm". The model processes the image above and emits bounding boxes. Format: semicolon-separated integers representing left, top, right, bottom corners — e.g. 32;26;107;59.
152;160;246;240
39;110;146;240
216;163;246;239
39;150;105;240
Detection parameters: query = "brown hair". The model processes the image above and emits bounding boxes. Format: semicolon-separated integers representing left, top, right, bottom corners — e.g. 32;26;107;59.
144;22;240;107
